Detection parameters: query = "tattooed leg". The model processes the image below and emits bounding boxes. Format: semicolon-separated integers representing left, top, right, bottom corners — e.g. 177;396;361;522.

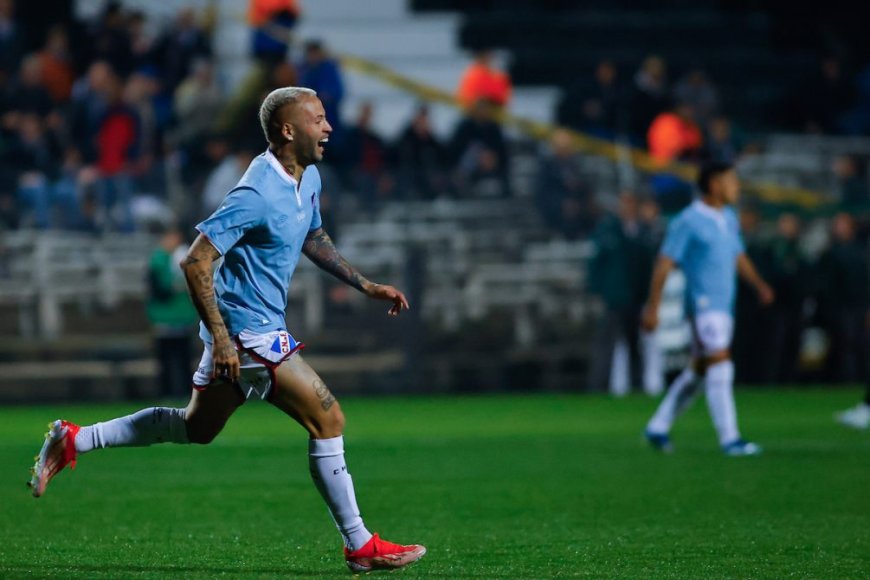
269;354;345;439
312;378;337;411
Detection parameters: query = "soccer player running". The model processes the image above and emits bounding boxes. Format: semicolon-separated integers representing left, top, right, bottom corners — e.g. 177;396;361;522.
29;87;426;573
642;162;774;456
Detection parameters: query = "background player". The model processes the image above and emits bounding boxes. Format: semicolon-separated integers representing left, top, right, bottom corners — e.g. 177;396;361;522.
29;87;426;573
641;162;774;456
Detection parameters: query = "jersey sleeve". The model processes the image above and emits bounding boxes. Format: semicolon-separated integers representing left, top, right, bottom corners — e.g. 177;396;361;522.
729;209;746;253
195;187;268;255
308;169;323;232
660;215;692;264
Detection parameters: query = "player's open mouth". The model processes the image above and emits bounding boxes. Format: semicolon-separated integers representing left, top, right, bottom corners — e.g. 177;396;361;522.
318;138;328;150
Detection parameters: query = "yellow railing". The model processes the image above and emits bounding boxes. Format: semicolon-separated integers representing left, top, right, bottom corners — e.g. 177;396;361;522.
339;53;830;209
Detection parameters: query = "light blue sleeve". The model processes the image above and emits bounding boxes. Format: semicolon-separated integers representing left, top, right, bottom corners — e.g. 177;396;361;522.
308;170;323;232
660;214;692;264
195;187;268;255
729;209;746;253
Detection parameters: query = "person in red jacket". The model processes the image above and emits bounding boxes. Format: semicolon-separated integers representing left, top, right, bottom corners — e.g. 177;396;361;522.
94;73;139;231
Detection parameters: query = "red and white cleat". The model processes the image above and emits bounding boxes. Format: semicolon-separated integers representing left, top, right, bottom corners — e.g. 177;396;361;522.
28;420;80;498
344;533;426;573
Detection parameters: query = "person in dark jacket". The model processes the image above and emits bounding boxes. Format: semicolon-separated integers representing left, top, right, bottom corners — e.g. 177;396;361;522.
587;193;647;392
818;213;869;384
763;213;811;383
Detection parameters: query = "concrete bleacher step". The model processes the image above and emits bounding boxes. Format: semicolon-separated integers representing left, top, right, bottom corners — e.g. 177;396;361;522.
297;20;459;59
300;0;409;22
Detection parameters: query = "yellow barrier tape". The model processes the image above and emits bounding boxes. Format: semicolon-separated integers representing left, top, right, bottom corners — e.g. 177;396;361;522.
338;53;829;209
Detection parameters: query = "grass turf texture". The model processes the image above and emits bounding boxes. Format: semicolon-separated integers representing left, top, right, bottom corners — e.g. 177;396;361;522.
0;389;867;579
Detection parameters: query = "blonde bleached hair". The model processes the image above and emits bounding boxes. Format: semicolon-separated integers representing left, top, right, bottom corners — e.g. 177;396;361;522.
258;87;318;144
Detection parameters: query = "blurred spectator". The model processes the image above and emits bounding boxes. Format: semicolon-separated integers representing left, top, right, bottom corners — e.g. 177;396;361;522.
299;40;344;135
37;25;75;103
90;1;134;77
394;105;447;200
124;68;167;195
636;196;665;395
449;99;510;198
218;59;297;148
630;55;669;139
558;59;626;138
0;0;25;82
95;73;139;231
535;129;593;238
792;57;855;134
673;69;719;128
147;226;198;398
763;213;811;383
817;213;869;383
68;60;114;164
127;11;154;71
3;53;54;116
704;115;746;163
833;155;870;208
249;0;299;65
647;102;703;165
10;113;61;228
342;102;394;205
201;137;255;215
169;59;222;150
457;50;512;110
587;193;647;393
152;9;211;94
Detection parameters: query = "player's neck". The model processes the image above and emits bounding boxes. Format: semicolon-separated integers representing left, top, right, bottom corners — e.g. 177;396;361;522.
700;195;726;210
269;145;304;182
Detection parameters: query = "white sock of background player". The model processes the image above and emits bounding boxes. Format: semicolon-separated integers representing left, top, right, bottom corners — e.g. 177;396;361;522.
704;359;740;445
646;368;702;434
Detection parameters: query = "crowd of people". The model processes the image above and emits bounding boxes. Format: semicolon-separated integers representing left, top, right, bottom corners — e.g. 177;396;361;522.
0;0;214;232
0;1;527;233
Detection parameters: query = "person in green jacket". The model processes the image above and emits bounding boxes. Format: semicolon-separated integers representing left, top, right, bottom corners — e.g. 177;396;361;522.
587;192;648;393
147;226;199;398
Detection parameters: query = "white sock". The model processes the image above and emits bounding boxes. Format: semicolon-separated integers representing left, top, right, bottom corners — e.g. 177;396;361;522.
705;360;740;445
647;368;701;434
641;331;664;396
75;407;189;454
609;338;630;397
309;436;372;552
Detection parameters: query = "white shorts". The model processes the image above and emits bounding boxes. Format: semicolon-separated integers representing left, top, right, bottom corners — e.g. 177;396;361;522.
690;311;733;357
192;329;304;400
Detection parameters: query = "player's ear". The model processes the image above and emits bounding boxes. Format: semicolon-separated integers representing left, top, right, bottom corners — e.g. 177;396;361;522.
282;123;293;142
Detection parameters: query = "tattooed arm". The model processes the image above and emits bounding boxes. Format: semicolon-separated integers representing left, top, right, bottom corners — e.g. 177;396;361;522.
180;235;240;380
302;227;410;315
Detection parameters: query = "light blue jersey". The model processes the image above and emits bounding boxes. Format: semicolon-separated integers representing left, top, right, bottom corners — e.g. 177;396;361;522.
195;150;322;340
660;200;745;314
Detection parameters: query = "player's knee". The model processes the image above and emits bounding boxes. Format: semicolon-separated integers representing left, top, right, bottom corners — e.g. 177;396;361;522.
705;350;731;365
309;402;345;439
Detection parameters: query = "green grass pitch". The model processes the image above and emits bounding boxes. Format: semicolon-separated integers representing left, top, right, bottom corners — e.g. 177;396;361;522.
1;389;867;578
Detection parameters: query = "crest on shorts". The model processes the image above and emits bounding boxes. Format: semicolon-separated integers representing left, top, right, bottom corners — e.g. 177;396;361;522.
270;332;292;354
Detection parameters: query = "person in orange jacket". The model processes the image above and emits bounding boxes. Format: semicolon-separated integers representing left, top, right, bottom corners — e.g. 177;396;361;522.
647;102;703;165
457;50;512;109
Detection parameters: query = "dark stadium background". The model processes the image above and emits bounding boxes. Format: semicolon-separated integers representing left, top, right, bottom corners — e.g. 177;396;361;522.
0;0;867;402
